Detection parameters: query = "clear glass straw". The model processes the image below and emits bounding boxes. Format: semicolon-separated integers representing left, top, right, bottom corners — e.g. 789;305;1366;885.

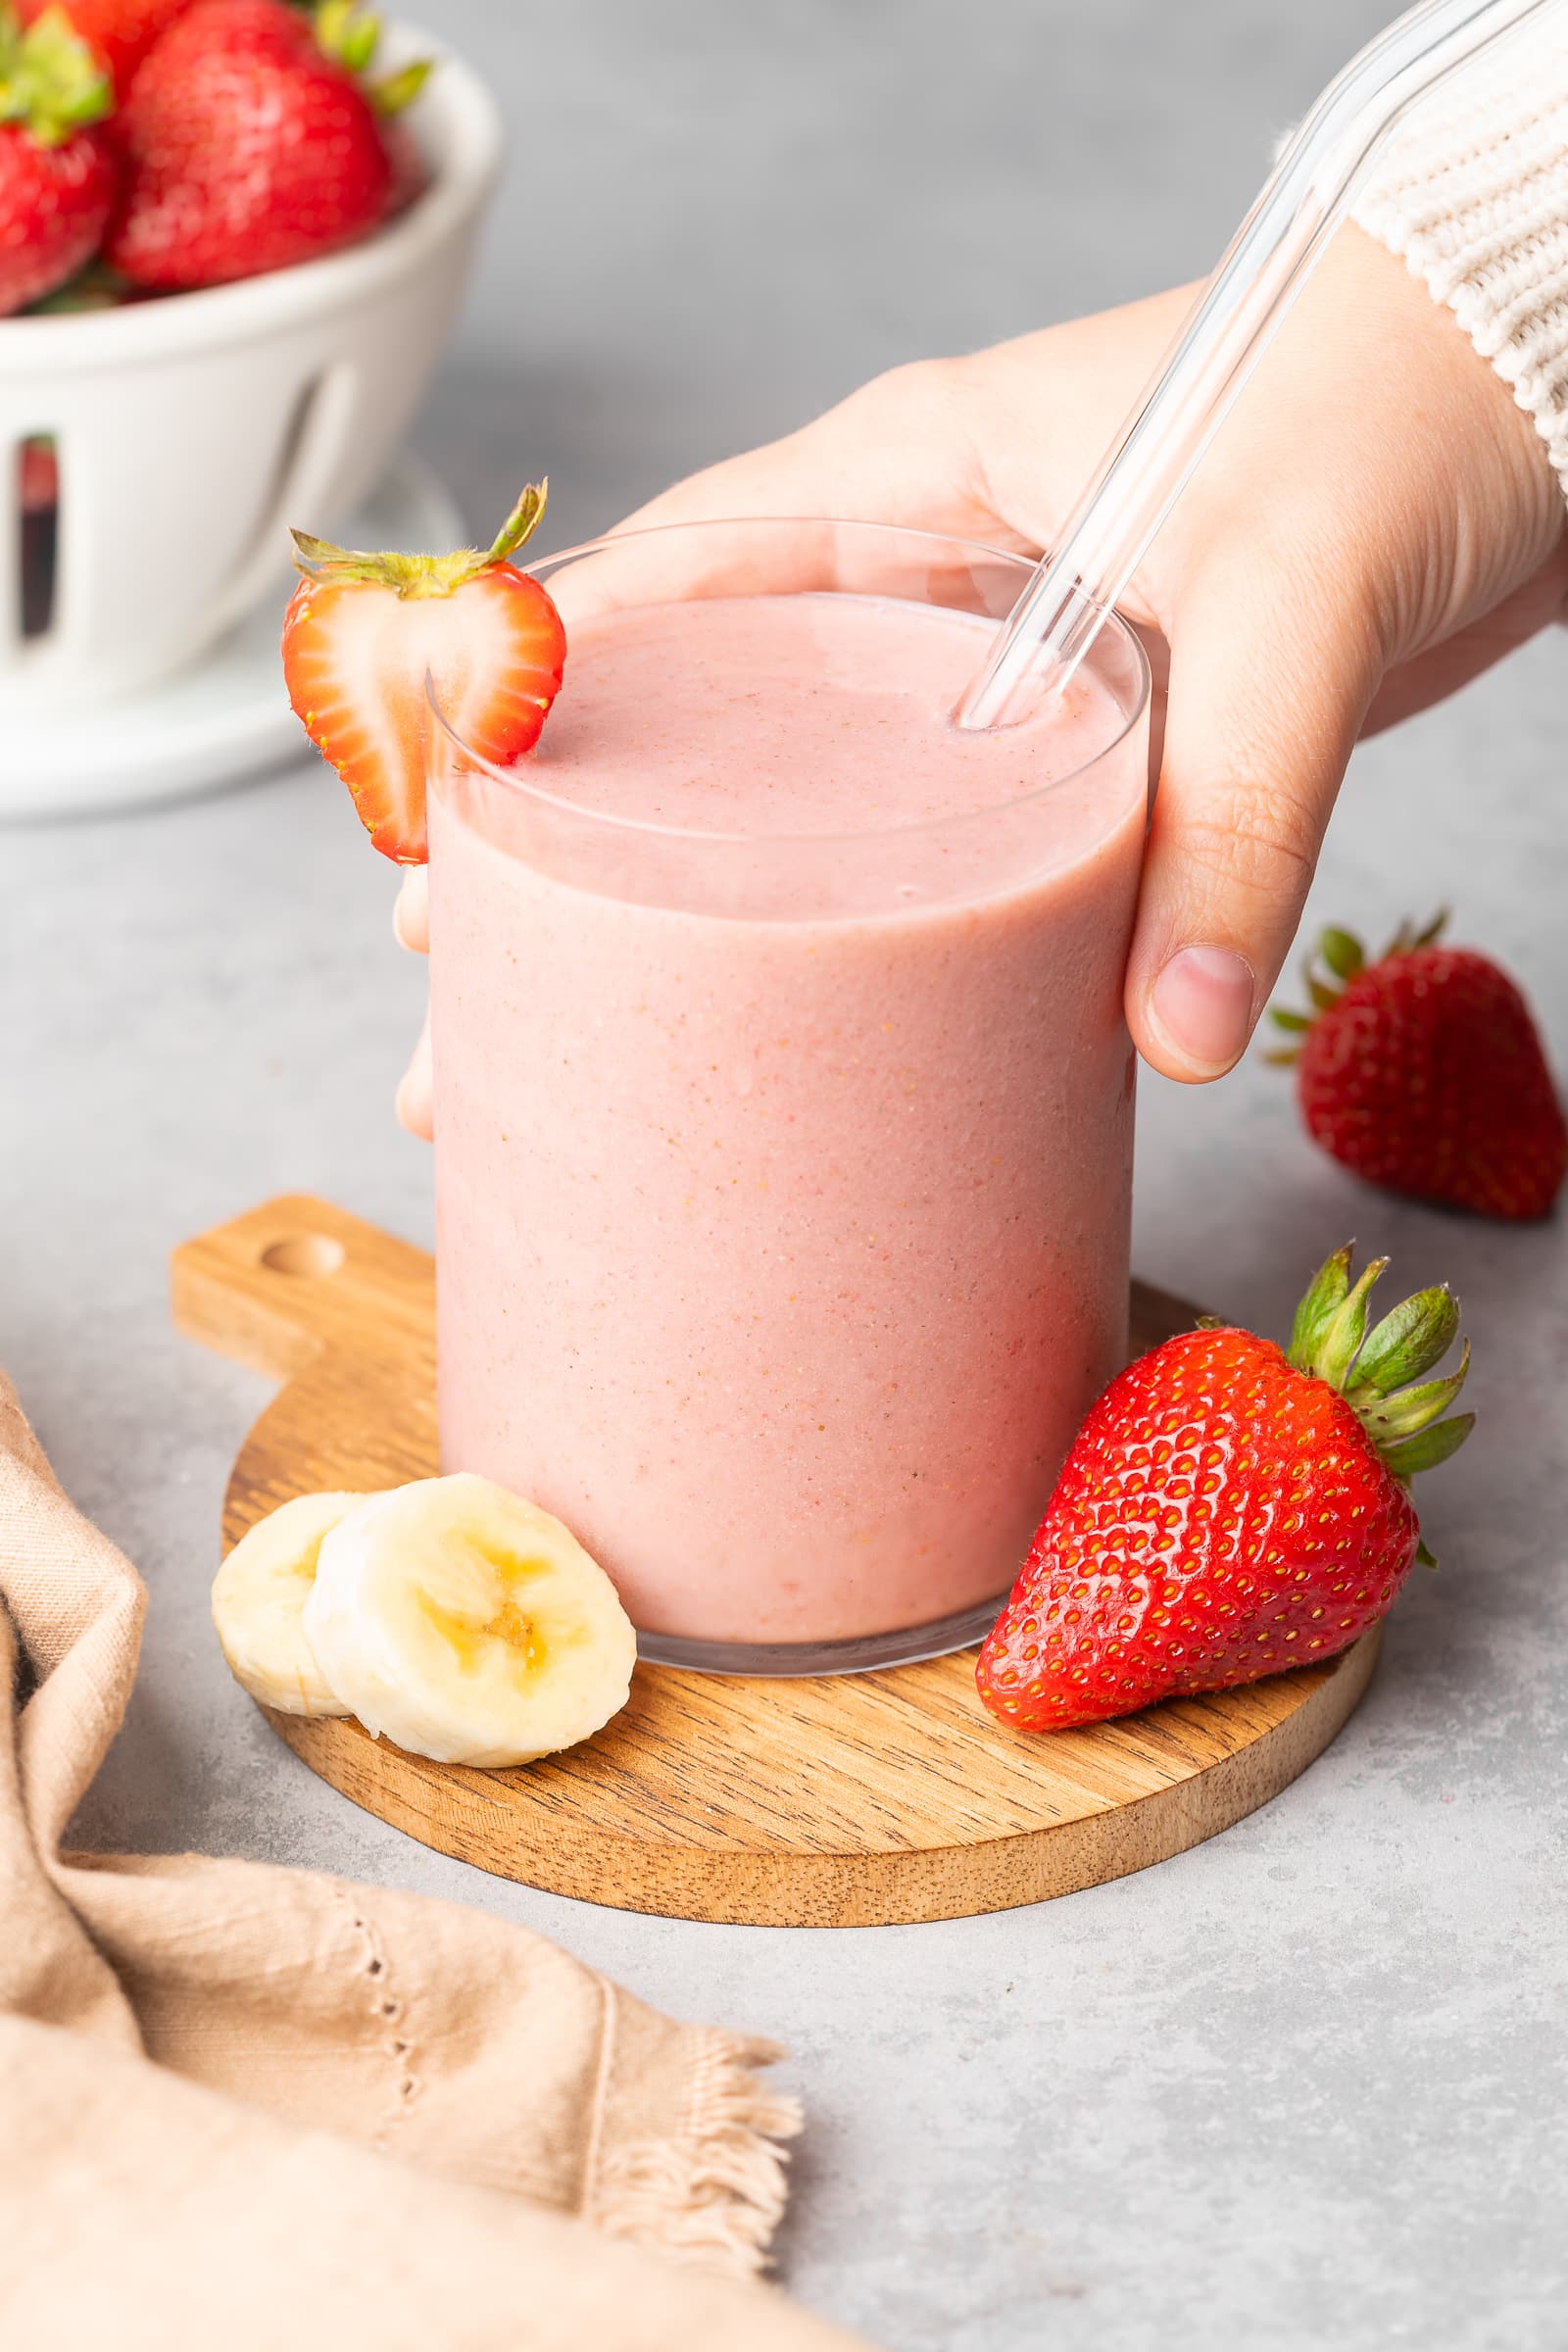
956;0;1561;731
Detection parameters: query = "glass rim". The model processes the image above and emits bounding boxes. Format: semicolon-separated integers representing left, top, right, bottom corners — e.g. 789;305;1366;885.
424;514;1152;852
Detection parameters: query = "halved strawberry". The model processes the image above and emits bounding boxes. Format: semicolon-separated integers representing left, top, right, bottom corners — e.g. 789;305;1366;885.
281;483;567;864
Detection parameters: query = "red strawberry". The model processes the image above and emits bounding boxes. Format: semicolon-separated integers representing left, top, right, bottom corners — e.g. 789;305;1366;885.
16;0;194;91
281;483;567;864
0;5;116;317
19;431;58;509
1270;915;1567;1221
105;0;428;291
977;1246;1472;1734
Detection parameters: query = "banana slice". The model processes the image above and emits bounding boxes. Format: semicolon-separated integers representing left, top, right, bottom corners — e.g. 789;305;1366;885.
302;1473;637;1767
212;1491;367;1716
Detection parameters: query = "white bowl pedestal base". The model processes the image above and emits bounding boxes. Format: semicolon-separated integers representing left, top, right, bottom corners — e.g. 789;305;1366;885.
1;455;463;821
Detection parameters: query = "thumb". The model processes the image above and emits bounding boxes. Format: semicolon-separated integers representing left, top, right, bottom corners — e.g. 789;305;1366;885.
1125;551;1383;1082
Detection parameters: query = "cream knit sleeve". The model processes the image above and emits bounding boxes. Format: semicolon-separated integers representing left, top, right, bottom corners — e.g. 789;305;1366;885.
1350;19;1568;498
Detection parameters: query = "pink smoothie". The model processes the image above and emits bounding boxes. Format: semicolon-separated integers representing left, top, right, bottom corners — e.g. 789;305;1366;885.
428;590;1149;1647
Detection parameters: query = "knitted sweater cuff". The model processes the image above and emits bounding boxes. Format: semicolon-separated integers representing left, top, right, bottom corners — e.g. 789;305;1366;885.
1351;33;1568;500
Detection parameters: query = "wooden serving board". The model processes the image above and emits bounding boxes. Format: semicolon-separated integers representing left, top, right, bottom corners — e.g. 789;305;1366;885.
172;1197;1379;1928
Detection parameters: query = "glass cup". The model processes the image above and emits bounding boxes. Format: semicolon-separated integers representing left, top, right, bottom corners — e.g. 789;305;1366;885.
425;517;1151;1676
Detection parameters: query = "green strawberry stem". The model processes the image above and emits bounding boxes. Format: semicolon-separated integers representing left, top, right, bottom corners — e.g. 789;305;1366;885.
1267;910;1450;1065
1380;1413;1475;1478
1359;1351;1471;1444
290;481;549;601
1348;1284;1459;1396
369;58;430;114
312;0;431;115
315;0;376;71
0;4;112;146
1286;1244;1473;1495
1319;926;1364;981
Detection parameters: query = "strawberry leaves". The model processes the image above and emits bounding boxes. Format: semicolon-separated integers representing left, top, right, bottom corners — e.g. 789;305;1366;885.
1379;1412;1477;1481
1318;925;1364;982
289;479;548;600
311;0;428;116
1284;1244;1471;1494
0;5;112;144
1348;1283;1460;1398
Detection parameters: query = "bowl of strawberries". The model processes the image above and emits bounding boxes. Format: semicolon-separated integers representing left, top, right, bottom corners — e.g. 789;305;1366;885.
0;0;500;718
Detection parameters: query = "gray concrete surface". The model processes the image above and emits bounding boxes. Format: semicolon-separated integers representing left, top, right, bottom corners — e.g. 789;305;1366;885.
8;3;1567;2345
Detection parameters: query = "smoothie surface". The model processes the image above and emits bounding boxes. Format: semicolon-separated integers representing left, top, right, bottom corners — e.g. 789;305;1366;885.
526;592;1129;836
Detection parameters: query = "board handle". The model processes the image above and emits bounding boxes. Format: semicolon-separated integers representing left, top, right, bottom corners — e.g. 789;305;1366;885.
172;1195;435;1380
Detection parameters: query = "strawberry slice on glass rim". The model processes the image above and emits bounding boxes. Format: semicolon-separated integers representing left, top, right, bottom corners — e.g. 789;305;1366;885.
281;482;567;864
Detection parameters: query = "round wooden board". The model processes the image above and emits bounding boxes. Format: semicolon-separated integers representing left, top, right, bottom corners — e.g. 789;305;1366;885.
173;1196;1379;1928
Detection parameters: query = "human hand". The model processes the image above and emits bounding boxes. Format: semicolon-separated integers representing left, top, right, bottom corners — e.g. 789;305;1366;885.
395;225;1565;1135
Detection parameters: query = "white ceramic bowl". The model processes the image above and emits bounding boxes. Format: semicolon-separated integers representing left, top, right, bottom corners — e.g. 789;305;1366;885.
0;31;501;715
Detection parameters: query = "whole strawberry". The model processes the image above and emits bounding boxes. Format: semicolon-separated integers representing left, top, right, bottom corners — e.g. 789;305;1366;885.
1271;915;1567;1221
0;5;116;317
977;1247;1471;1733
16;0;194;91
281;482;567;863
105;0;428;291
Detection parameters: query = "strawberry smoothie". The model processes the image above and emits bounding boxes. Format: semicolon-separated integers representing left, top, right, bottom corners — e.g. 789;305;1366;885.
428;550;1150;1664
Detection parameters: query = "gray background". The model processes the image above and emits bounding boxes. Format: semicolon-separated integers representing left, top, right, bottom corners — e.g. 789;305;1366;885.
9;3;1567;2346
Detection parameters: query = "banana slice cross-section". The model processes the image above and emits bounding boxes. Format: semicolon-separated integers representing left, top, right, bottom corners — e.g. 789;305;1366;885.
302;1473;637;1767
211;1491;367;1716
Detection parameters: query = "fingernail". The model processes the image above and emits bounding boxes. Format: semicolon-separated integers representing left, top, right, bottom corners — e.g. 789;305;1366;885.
392;895;414;951
1149;946;1256;1074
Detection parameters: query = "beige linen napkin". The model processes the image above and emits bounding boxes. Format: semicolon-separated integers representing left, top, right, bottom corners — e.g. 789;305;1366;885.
0;1372;868;2350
